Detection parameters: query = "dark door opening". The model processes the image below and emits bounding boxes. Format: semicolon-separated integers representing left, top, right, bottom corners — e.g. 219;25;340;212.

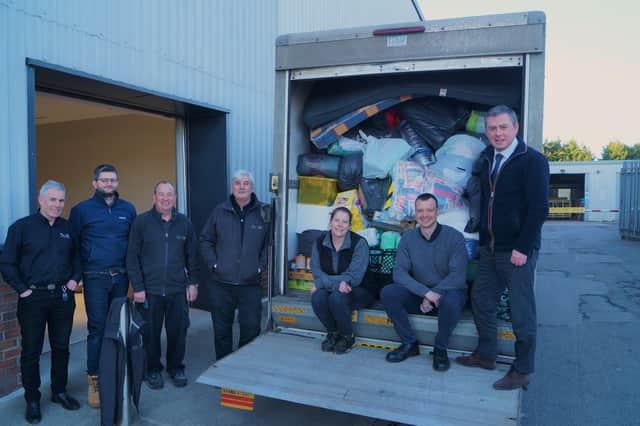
549;173;585;220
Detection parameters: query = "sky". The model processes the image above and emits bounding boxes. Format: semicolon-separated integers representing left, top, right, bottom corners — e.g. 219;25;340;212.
416;0;640;158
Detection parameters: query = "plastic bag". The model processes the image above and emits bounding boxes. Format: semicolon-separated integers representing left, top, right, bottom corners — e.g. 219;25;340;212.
296;154;341;178
466;110;487;134
359;177;391;214
422;169;465;213
333;190;367;232
399;120;435;168
398;98;470;152
432;134;486;188
356;228;379;247
328;136;365;156
337;153;363;192
437;203;479;240
362;133;411;179
381;161;425;222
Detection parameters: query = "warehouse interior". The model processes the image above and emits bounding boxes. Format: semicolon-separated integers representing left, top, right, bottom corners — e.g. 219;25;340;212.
34;91;178;346
549;173;585;220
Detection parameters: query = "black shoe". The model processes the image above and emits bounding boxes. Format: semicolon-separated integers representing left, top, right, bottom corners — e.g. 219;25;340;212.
170;370;188;387
51;392;81;410
25;401;41;424
386;341;419;362
334;333;355;354
146;371;164;389
321;331;340;352
432;347;450;372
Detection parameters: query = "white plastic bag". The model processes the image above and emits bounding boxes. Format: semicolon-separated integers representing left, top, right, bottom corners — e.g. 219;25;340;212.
362;132;411;179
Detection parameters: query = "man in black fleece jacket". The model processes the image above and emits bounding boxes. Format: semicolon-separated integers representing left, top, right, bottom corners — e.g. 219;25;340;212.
126;181;199;389
456;105;549;391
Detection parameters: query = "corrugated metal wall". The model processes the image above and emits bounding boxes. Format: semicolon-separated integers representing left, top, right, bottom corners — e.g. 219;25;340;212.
278;0;419;34
620;160;640;239
0;0;278;239
0;0;417;239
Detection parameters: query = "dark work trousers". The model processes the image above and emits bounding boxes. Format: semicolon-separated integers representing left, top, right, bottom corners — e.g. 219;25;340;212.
17;287;76;402
139;292;189;374
311;287;375;336
472;246;538;374
381;284;467;349
210;283;262;361
83;272;129;375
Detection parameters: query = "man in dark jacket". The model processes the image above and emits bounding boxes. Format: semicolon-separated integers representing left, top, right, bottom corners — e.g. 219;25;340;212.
200;170;268;360
126;181;199;389
0;180;81;423
69;164;136;408
456;105;549;390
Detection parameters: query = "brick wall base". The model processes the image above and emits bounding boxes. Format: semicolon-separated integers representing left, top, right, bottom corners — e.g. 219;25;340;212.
0;280;21;397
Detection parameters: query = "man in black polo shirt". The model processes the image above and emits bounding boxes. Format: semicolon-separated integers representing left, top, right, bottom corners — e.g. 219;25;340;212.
0;180;82;423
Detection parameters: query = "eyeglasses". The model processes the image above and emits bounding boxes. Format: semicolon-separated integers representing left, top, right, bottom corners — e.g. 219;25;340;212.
96;178;118;183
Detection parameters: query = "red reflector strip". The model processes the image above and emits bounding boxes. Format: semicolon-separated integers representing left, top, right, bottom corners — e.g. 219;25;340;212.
220;389;255;411
373;26;425;36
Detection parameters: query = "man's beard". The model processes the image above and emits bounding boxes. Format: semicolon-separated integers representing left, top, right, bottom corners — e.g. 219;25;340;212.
96;188;116;198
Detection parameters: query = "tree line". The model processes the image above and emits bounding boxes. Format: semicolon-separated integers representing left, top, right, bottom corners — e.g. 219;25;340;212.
542;139;640;161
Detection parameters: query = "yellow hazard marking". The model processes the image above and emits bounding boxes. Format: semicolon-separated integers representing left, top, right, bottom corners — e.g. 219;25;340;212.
549;207;585;214
498;330;516;340
221;388;254;398
278;315;297;324
357;342;398;351
272;305;305;314
362;315;394;327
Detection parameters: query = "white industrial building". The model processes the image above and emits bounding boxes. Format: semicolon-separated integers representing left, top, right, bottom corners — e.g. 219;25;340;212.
549;160;625;222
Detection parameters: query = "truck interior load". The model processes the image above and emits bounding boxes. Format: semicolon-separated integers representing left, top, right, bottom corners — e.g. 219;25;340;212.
199;11;545;425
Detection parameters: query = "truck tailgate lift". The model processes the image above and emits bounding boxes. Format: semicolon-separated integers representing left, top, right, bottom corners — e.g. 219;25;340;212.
197;332;520;426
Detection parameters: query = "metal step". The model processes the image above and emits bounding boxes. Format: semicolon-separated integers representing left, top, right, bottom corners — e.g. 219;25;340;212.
271;294;516;357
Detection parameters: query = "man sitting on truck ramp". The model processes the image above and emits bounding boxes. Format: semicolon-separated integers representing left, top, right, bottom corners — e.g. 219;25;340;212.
380;193;468;371
456;105;549;390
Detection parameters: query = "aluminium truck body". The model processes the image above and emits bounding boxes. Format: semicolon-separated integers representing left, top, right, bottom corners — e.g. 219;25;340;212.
199;11;546;425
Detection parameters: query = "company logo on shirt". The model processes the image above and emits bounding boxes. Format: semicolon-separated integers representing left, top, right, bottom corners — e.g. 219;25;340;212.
117;216;128;221
59;232;71;239
176;235;187;240
251;225;263;230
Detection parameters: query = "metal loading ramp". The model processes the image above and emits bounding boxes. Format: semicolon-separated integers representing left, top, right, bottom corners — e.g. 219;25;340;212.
197;332;520;426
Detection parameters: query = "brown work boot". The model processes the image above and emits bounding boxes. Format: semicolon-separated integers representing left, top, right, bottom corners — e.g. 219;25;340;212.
455;352;496;370
87;375;100;408
493;368;531;390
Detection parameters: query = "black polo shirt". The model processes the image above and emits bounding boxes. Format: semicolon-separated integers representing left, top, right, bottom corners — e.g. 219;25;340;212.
0;212;81;294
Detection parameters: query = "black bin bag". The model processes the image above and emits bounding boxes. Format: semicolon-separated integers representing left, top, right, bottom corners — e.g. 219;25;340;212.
296;154;341;178
359;177;391;214
337;153;363;192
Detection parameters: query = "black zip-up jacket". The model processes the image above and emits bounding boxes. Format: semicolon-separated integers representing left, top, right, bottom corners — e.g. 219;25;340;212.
69;191;136;273
126;208;199;296
199;194;268;285
478;139;550;255
0;213;81;294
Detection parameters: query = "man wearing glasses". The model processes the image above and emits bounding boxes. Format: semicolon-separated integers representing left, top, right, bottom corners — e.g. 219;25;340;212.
69;164;136;408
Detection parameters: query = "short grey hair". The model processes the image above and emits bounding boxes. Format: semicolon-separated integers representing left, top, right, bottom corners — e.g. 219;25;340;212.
39;180;66;196
487;105;518;126
154;180;176;194
231;169;254;187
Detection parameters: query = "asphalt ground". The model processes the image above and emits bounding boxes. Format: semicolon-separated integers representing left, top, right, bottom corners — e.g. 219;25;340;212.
1;221;638;425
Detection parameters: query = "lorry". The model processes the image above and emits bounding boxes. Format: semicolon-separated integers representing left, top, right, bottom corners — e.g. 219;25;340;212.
198;11;546;425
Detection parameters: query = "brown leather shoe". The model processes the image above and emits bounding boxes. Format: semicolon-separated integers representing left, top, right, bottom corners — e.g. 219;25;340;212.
455;353;496;370
493;368;530;390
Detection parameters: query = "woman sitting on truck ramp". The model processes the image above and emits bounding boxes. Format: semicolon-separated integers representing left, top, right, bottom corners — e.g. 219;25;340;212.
310;207;375;353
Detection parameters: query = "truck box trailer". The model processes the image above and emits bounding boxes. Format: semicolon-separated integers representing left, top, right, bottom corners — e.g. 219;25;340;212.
199;11;545;425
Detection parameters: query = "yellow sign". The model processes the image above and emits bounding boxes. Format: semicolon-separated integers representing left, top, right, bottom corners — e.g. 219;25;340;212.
362;315;394;327
498;330;516;340
278;315;297;324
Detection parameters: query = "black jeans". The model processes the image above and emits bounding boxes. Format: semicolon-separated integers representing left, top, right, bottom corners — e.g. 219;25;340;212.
17;287;76;402
138;292;190;374
83;272;129;375
210;283;262;360
311;287;374;336
472;247;538;374
381;284;467;349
